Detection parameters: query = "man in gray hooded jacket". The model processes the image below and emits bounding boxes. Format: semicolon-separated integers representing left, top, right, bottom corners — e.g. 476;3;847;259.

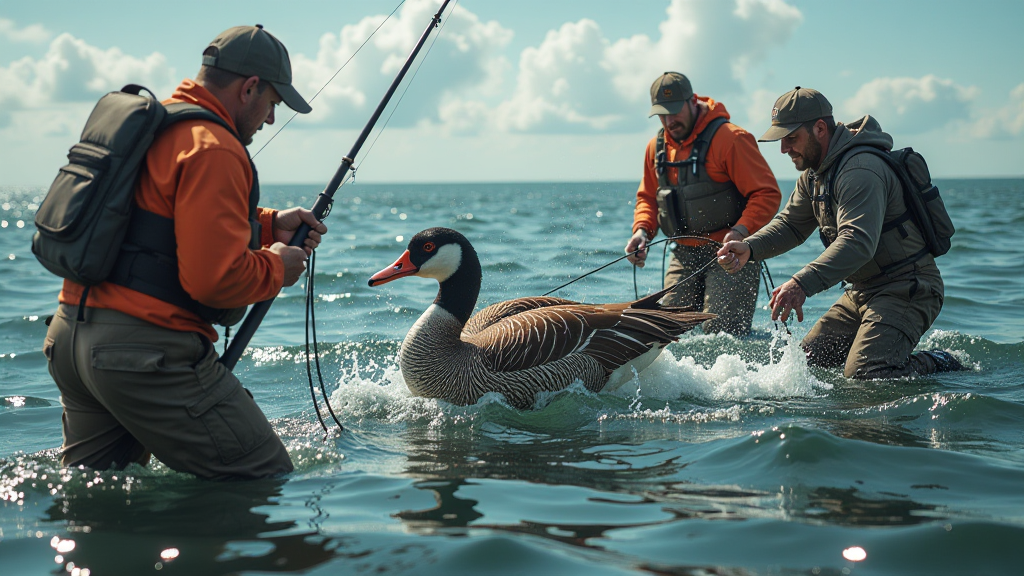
716;87;961;379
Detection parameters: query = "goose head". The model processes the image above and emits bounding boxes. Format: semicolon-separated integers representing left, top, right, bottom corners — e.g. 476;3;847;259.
368;227;482;324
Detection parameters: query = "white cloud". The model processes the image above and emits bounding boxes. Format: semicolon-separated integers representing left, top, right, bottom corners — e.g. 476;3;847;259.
842;75;978;134
441;0;803;135
969;83;1024;139
0;18;51;43
0;32;177;128
288;0;513;129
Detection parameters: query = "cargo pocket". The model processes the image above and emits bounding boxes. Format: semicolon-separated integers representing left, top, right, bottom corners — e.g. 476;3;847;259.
186;371;273;465
92;344;166;371
43;337;55;361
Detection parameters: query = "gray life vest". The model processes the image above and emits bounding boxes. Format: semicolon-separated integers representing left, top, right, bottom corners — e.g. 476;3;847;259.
654;117;745;237
813;145;939;282
32;85;260;326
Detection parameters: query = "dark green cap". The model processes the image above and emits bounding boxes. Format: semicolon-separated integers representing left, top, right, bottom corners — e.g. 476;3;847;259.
203;24;311;114
758;86;832;142
649;72;694;117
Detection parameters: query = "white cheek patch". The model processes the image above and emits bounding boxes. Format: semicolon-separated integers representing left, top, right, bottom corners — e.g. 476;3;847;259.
417;243;462;282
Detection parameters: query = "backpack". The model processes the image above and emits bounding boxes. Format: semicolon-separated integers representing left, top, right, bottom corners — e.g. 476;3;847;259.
829;145;955;259
32;84;234;286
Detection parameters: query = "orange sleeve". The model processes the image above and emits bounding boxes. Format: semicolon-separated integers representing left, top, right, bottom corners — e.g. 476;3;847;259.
706;126;781;237
174;146;284;309
632;136;660;238
258;207;277;247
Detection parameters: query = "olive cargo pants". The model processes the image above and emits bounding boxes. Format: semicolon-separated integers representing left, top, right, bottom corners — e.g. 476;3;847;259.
802;269;945;379
43;304;293;480
662;242;760;336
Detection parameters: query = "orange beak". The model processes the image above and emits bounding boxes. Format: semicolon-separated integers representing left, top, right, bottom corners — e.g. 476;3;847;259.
368;250;418;286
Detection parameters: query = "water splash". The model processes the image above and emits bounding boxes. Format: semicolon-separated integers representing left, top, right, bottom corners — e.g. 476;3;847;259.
614;330;829;402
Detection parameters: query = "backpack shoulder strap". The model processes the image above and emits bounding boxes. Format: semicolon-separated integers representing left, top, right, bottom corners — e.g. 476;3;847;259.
693;117;730;166
160;102;238;137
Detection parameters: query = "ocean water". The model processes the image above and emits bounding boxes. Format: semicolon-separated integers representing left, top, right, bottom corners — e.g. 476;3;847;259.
1;179;1022;575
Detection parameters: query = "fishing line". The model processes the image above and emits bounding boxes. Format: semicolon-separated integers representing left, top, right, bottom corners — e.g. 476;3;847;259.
543;235;719;297
252;0;408;159
546;235;789;335
305;250;345;435
357;0;460;169
297;1;458;436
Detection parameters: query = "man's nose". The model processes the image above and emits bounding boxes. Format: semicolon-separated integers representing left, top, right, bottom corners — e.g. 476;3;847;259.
780;140;789;154
266;106;276;126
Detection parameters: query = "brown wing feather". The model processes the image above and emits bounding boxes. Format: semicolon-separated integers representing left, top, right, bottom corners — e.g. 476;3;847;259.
462;299;715;374
463;296;578;336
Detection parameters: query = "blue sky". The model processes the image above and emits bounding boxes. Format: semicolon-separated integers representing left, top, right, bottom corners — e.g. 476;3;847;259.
2;0;1022;184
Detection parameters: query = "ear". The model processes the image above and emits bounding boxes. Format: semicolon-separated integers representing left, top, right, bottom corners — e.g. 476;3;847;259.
814;118;829;141
239;75;261;104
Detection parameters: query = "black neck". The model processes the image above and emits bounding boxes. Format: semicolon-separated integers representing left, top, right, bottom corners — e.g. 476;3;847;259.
433;242;481;325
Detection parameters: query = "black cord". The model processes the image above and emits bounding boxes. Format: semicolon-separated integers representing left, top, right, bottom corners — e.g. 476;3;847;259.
543;235;719;297
304;250;345;436
305;254;330;435
758;260;791;335
308;250;345;433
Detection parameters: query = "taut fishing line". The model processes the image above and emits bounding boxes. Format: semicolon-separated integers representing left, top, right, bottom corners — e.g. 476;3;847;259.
546;235;788;334
300;0;460;436
251;0;408;160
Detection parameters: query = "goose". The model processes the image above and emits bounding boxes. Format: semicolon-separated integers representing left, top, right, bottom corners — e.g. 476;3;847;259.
367;227;715;409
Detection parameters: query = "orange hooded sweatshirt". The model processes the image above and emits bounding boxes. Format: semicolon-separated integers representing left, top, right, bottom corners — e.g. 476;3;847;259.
633;96;781;246
59;79;284;341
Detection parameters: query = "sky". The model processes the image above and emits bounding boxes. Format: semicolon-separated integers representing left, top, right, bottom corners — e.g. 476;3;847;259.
1;0;1022;185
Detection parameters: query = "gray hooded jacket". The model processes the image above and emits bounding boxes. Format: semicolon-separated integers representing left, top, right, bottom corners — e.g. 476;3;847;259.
745;116;936;296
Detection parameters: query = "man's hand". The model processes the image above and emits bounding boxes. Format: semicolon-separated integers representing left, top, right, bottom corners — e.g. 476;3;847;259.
268;243;308;287
716;240;751;274
769;279;806;322
625;229;650;267
273;208;328;255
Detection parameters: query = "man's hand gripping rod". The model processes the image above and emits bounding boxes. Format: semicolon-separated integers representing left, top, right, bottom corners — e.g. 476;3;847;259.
220;0;453;370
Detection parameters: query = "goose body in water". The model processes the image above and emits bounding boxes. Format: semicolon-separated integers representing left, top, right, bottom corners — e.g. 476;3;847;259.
368;228;714;408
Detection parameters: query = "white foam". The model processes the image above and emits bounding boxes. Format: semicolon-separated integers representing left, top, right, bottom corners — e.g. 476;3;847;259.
612;330;830;401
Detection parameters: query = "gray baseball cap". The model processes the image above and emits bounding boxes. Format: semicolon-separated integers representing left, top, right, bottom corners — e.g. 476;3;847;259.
649;72;694;117
203;24;311;114
758;87;832;142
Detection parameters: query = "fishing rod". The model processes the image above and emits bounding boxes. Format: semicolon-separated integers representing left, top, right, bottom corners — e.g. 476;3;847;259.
220;0;453;370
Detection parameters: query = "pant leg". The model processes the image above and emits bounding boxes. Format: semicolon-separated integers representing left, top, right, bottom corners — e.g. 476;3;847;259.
45;305;148;469
844;274;944;379
47;304;293;480
702;252;760;336
662;246;704;310
664;244;759;336
802;291;861;369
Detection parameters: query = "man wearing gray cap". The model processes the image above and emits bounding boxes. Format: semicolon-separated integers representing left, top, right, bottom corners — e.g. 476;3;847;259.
625;72;781;336
716;87;962;378
43;25;327;479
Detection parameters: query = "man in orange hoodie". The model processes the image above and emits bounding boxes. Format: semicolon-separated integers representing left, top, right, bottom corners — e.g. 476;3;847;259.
43;25;327;479
625;72;780;335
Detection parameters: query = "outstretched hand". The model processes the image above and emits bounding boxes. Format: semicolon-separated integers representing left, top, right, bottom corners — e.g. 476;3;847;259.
769;279;806;323
273;207;328;255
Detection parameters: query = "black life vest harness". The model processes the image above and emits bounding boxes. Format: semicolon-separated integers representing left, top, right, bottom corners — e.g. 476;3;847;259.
654;116;746;237
105;103;261;326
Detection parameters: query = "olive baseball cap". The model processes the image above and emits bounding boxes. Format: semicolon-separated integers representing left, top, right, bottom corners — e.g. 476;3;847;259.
203;24;312;114
649;72;694;117
758;87;832;142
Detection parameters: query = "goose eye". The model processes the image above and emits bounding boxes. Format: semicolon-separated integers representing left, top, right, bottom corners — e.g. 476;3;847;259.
423;242;436;252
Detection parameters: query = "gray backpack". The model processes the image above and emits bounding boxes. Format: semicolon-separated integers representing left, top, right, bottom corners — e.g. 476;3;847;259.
32;84;233;286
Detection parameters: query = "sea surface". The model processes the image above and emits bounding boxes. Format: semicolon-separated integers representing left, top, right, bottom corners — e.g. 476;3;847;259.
1;179;1022;575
